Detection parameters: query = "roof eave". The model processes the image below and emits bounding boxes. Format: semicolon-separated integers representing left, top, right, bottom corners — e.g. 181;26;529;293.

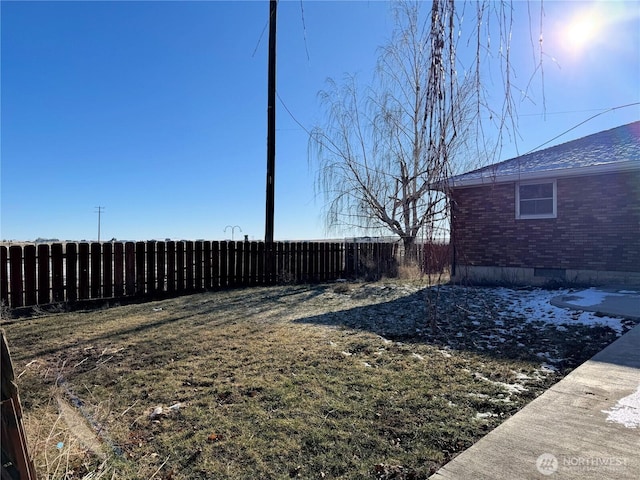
447;159;639;189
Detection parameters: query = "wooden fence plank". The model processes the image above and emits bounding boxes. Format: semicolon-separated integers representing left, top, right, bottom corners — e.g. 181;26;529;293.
256;242;264;285
23;246;36;306
211;241;220;289
203;241;212;289
166;241;176;293
289;242;302;283
9;247;23;308
135;242;145;296
114;242;124;298
249;242;258;286
0;246;8;306
227;242;236;287
52;243;65;302
275;242;283;283
37;244;51;304
235;242;244;286
102;243;113;298
282;242;291;283
175;242;185;292
157;241;166;293
90;243;101;299
195;241;203;290
243;241;250;286
319;243;327;282
66;243;78;302
219;242;227;288
146;241;156;294
1;331;38;480
125;242;136;296
303;242;311;282
313;243;321;282
185;241;194;291
263;243;272;285
78;243;90;300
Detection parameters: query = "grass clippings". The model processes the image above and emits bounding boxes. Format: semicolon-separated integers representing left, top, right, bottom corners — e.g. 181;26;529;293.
4;282;634;479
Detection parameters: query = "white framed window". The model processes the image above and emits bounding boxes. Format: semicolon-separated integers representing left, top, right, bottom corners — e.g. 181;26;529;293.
516;180;557;219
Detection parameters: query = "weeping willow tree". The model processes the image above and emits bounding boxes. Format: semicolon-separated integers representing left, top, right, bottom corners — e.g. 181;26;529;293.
310;0;544;265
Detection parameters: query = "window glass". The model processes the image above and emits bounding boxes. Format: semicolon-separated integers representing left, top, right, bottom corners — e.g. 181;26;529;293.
517;182;555;218
520;183;553;200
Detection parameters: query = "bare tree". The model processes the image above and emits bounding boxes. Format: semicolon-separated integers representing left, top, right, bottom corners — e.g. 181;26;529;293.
310;1;473;261
309;0;548;335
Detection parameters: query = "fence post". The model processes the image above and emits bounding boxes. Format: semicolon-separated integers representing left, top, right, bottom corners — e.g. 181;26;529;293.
1;331;38;480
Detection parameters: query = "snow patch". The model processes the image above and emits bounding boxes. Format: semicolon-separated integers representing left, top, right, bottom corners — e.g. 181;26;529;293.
492;287;627;334
568;288;639;308
601;385;640;429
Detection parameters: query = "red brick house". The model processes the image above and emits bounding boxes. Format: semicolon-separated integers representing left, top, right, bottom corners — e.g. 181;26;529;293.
446;121;640;286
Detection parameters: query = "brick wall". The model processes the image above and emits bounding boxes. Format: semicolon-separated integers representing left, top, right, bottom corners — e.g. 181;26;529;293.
451;171;640;272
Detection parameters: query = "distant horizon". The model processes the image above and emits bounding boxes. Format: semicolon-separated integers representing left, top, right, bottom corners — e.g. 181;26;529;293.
0;234;451;245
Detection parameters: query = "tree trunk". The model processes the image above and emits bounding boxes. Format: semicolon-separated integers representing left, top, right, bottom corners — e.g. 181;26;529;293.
402;235;418;267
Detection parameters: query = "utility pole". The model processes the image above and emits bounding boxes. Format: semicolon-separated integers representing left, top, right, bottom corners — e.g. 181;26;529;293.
265;0;277;244
95;206;105;242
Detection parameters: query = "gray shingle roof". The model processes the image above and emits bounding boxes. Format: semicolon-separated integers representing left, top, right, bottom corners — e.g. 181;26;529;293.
449;121;640;187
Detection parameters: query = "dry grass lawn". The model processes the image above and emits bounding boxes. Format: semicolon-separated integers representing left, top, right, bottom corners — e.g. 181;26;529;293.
2;281;627;479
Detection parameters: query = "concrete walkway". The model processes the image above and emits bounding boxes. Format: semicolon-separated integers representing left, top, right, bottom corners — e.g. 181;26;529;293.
430;289;640;480
551;287;640;321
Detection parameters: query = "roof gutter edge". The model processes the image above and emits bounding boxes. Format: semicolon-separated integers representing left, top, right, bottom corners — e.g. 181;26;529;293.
446;160;640;189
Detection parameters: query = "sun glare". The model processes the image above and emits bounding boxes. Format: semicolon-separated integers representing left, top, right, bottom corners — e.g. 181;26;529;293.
564;10;602;52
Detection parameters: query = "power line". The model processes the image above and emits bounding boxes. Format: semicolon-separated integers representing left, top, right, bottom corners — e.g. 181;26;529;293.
524;102;640;154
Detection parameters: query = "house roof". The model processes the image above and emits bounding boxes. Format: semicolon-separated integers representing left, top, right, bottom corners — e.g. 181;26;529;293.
448;121;640;188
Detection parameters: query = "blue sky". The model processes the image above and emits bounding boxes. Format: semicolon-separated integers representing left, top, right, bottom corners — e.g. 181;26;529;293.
2;1;639;242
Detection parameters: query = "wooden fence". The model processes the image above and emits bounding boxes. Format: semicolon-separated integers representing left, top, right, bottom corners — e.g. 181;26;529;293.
0;240;403;309
1;331;37;479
